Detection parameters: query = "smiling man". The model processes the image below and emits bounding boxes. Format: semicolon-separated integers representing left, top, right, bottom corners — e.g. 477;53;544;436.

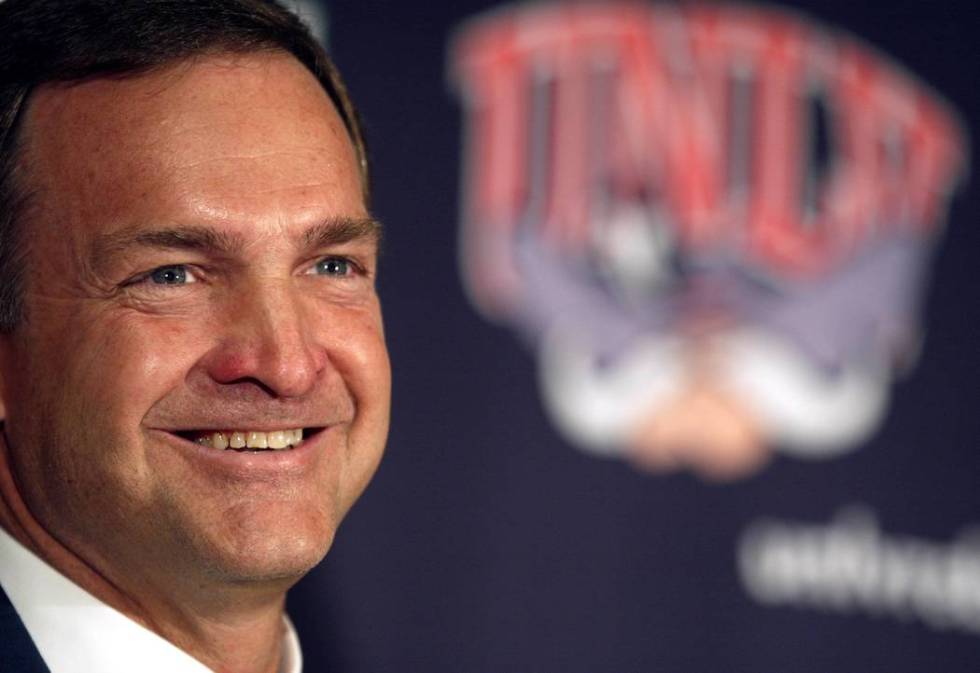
0;1;390;671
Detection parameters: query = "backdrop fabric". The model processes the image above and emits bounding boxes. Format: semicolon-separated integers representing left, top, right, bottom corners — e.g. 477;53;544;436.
285;2;980;671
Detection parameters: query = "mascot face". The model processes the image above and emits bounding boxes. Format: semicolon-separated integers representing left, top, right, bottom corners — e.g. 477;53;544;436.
452;3;966;479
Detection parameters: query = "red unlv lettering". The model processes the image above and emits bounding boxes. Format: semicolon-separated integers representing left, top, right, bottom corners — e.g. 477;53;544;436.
452;3;964;295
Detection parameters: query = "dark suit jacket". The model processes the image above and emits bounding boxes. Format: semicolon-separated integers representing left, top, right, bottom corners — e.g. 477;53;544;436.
0;582;49;672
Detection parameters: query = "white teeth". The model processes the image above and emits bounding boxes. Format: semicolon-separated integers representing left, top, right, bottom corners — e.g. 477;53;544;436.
190;429;304;451
246;432;268;449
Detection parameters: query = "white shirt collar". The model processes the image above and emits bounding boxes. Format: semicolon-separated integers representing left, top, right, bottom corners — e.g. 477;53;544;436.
0;526;302;673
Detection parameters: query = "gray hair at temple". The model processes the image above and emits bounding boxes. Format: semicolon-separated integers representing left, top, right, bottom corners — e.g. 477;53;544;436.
0;0;368;332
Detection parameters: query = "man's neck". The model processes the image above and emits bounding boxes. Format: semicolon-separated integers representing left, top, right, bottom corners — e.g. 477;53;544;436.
0;436;287;673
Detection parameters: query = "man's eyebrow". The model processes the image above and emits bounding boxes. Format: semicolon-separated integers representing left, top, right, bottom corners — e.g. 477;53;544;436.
91;226;246;266
303;216;384;251
90;217;384;270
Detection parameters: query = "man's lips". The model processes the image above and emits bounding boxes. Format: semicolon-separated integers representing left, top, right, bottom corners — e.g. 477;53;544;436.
167;427;328;452
150;424;336;478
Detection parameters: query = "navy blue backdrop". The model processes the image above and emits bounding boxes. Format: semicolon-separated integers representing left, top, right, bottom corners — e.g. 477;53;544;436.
287;1;980;671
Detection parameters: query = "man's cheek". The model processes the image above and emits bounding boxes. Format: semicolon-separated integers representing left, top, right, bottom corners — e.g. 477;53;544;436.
73;316;208;411
327;306;389;388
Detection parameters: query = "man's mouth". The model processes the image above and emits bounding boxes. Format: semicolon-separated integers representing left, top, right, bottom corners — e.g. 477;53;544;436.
175;428;312;451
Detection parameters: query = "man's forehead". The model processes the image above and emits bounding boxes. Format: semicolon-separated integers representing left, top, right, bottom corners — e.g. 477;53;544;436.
20;51;367;244
26;51;349;160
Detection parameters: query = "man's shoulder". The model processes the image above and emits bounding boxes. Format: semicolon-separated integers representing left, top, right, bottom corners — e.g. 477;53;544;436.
0;582;49;673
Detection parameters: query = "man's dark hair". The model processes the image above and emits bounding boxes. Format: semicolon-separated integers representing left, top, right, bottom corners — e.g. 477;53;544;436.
0;0;368;332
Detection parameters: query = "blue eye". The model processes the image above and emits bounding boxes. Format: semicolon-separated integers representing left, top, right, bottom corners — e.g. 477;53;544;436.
315;258;350;276
149;265;189;285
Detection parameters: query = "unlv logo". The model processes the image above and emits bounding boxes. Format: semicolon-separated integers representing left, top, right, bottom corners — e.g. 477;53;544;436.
450;3;966;479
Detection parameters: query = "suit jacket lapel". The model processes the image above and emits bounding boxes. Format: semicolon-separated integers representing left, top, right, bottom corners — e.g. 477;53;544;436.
0;581;50;672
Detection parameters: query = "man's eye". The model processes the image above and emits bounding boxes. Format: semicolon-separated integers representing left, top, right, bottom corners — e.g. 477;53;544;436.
314;258;351;276
148;265;195;285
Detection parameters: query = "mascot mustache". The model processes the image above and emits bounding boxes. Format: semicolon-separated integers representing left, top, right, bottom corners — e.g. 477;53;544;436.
539;325;891;478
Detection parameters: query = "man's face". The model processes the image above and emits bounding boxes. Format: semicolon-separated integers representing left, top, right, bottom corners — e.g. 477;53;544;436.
0;52;390;594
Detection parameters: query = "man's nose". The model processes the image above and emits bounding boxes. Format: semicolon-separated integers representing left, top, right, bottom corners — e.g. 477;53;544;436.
201;280;328;399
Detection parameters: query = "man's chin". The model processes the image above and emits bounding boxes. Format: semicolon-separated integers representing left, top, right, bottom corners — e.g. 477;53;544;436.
183;502;339;588
199;527;335;587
